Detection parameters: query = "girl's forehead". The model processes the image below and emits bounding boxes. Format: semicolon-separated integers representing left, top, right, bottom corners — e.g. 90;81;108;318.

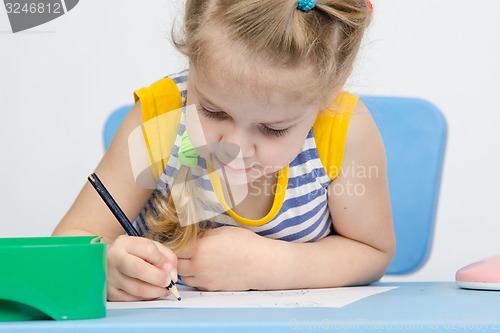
192;59;321;107
191;65;306;107
191;30;326;105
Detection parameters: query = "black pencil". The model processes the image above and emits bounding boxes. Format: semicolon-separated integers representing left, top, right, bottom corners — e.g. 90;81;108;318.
87;173;181;301
87;173;140;236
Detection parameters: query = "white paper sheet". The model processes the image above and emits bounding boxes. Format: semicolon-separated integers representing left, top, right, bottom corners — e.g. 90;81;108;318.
107;285;396;309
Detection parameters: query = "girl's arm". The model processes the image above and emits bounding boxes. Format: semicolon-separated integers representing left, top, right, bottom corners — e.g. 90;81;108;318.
52;102;179;301
177;101;395;291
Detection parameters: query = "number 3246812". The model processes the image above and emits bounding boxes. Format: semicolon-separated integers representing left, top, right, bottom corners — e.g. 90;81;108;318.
5;2;62;14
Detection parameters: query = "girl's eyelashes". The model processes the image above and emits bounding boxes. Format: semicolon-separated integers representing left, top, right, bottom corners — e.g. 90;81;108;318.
197;105;290;138
259;125;290;137
198;106;228;119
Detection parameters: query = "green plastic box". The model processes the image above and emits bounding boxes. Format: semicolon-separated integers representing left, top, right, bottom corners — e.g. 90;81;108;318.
0;236;106;321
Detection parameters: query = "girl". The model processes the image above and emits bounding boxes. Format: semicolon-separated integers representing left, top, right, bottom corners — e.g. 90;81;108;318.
53;0;395;301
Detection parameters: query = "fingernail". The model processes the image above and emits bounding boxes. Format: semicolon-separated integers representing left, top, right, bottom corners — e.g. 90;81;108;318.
163;262;172;272
170;269;178;283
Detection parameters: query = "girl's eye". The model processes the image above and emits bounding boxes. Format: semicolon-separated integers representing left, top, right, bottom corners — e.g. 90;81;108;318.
198;106;228;119
260;125;290;138
198;105;289;138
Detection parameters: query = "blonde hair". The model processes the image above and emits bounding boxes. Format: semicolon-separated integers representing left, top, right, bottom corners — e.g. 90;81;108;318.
145;166;214;255
175;0;372;103
146;0;372;255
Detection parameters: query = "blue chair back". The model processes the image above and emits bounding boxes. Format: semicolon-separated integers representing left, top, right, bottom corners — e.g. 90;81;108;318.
361;96;447;274
104;97;447;275
103;105;132;150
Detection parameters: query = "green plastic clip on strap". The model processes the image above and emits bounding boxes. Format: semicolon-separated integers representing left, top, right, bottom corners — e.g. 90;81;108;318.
178;131;199;168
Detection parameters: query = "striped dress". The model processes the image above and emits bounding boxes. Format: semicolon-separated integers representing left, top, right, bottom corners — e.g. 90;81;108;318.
133;70;358;243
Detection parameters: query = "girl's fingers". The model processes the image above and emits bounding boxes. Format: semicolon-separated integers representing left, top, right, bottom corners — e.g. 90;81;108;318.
176;244;195;259
117;253;173;288
112;272;170;300
107;286;143;302
125;237;169;267
177;275;198;290
121;237;178;282
107;263;167;301
153;240;179;281
177;258;195;278
107;236;180;300
153;240;178;264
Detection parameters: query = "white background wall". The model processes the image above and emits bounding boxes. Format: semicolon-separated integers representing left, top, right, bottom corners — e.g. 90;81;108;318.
1;0;499;282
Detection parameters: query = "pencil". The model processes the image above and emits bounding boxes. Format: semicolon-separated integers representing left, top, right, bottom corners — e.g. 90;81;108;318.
166;281;181;301
87;173;140;236
87;172;181;301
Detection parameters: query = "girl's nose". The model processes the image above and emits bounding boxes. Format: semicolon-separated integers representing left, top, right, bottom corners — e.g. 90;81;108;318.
220;127;255;159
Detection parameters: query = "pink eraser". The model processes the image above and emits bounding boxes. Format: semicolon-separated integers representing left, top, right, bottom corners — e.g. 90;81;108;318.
456;255;500;291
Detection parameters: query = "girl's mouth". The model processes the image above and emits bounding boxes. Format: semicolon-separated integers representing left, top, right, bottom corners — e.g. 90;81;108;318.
220;161;252;174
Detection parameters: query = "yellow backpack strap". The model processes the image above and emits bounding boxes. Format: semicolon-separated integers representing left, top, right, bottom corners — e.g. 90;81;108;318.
133;78;182;181
313;91;359;180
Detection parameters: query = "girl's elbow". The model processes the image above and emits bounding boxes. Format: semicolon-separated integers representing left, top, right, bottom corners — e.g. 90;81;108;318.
375;239;396;281
379;221;397;266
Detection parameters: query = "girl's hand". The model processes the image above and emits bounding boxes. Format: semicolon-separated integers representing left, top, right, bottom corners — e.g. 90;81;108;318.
177;226;267;291
106;235;178;301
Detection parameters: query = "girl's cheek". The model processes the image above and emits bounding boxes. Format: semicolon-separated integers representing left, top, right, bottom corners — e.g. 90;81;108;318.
265;140;301;167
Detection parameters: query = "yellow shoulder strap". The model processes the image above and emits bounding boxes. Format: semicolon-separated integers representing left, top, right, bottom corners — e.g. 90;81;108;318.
133;78;183;181
313;91;359;180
